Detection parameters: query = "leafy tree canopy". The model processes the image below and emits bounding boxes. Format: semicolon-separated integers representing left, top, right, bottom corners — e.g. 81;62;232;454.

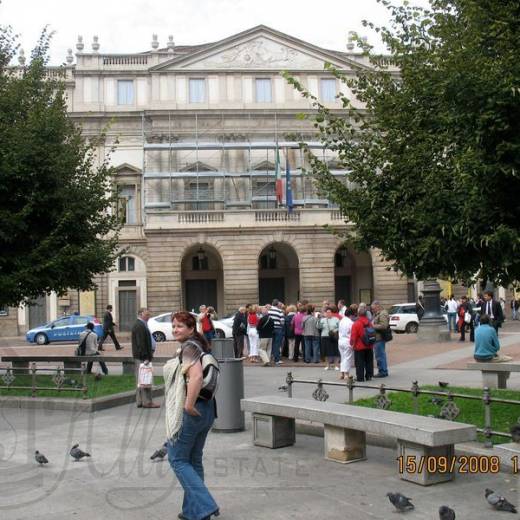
286;0;520;286
0;26;121;307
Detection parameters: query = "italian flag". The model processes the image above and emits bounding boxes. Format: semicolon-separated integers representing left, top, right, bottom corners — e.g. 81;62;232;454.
275;145;283;204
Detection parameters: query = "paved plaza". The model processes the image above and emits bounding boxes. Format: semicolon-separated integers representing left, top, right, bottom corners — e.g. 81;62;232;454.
2;323;520;519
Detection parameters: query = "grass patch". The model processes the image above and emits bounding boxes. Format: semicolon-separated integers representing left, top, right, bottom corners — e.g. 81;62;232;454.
354;385;520;444
0;374;164;399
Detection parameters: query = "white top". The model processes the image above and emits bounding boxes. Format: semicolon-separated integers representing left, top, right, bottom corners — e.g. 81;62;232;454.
446;300;458;313
338;316;354;346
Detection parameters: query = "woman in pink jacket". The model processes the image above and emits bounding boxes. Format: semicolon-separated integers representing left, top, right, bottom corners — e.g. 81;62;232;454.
292;304;306;362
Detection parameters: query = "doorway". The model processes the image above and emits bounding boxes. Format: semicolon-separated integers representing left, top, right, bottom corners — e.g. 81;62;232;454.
28;296;47;328
118;290;137;331
185;279;217;312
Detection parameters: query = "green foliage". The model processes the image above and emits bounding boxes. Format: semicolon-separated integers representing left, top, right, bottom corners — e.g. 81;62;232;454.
355;385;520;444
285;0;520;285
0;27;121;307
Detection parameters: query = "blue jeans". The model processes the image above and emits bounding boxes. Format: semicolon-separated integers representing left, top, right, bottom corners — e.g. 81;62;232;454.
203;330;215;344
271;328;284;362
447;312;457;332
304;336;320;363
168;399;218;520
374;340;388;376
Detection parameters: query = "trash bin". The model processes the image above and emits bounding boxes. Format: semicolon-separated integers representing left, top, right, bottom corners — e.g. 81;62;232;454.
212;358;245;432
211;338;235;359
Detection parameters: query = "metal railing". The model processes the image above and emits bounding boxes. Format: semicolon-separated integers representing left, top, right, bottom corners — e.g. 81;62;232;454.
285;372;520;448
1;363;88;399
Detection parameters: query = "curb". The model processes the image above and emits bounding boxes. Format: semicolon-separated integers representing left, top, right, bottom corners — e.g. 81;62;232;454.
0;386;164;412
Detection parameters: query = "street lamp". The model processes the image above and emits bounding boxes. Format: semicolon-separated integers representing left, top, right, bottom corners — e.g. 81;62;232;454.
197;247;207;263
268;246;277;262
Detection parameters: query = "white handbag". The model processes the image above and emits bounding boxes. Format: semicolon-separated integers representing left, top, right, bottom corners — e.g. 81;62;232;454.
464;312;472;324
138;362;153;388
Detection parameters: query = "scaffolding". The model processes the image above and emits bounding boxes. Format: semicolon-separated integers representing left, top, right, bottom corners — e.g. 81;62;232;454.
141;113;346;212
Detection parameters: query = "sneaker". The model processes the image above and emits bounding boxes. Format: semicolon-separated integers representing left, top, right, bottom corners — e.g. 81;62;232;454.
324;366;330;371
334;366;340;371
275;361;284;365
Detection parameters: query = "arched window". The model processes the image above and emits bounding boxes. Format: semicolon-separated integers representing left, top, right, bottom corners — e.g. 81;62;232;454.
118;256;135;272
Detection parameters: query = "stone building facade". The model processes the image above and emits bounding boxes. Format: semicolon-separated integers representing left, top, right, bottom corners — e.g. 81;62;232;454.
4;25;415;334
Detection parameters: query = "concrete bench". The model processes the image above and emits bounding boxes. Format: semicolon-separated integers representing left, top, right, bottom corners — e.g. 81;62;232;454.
467;362;520;389
241;395;476;486
1;355;172;375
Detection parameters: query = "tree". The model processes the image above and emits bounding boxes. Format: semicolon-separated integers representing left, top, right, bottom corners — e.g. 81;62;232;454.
286;0;520;286
0;26;121;307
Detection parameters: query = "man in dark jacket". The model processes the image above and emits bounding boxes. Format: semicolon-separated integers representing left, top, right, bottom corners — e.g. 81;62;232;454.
480;291;505;336
257;307;274;366
232;306;247;358
131;308;159;408
98;304;122;351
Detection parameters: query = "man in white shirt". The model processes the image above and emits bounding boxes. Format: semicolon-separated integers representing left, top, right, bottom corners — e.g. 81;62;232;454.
445;296;458;332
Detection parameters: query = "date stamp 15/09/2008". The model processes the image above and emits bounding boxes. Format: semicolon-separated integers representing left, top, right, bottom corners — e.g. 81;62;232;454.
397;455;520;475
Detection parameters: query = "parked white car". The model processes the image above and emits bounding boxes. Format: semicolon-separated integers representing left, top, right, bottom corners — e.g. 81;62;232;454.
148;312;233;342
388;303;421;333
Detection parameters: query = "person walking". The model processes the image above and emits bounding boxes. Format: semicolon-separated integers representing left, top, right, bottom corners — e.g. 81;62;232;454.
318;307;340;371
131;308;160;408
350;307;375;382
232;306;247;358
302;305;320;363
338;307;354;379
457;296;474;342
268;300;285;365
511;298;520;321
97;304;122;351
445;295;458;333
372;301;390;378
480;290;505;336
165;311;220;520
246;305;260;362
78;322;108;375
292;304;305;362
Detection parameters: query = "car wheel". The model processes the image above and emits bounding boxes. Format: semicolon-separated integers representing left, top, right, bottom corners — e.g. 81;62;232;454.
35;333;48;345
153;332;166;342
405;322;419;334
215;329;225;339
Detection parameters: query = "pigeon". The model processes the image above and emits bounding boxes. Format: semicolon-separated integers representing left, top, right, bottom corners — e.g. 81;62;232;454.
510;423;520;443
439;505;456;520
438;381;449;388
278;385;288;392
150;442;168;461
386;492;414;512
70;444;91;461
485;488;517;513
35;450;49;465
431;397;445;406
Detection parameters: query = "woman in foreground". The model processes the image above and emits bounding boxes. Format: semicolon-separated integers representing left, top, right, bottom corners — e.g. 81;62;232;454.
164;311;220;520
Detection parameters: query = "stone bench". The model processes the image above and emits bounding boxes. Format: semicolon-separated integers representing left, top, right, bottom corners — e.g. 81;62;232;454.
467;362;520;389
1;355;172;375
241;395;476;486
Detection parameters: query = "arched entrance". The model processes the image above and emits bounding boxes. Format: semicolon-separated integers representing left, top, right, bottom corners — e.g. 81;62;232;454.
182;244;224;313
334;246;373;304
258;243;300;304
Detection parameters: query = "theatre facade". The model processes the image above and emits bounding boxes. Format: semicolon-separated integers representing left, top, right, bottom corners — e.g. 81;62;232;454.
3;25;415;335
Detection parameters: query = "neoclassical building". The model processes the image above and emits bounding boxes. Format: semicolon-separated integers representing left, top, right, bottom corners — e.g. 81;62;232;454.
3;25;418;334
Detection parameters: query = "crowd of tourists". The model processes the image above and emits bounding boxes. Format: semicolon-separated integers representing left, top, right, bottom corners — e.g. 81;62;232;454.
230;299;392;382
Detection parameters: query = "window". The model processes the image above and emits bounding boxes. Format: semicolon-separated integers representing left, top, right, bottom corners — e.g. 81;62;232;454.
119;280;137;287
253;180;276;198
255;78;272;103
192;255;209;271
0;305;7;316
117;80;134;105
189;79;206;103
187;182;211;210
117;185;137;225
118;256;135;272
320;78;337;102
71;316;89;325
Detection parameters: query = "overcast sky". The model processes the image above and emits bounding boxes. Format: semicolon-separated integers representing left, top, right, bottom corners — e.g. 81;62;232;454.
1;0;429;64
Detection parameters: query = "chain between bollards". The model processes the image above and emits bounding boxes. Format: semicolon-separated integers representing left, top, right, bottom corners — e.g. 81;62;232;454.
286;372;293;398
483;386;493;448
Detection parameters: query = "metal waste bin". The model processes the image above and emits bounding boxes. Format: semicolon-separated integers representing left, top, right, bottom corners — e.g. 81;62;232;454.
212;357;245;432
211;338;235;359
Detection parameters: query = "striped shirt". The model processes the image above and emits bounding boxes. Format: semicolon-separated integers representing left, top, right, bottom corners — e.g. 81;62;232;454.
268;307;285;329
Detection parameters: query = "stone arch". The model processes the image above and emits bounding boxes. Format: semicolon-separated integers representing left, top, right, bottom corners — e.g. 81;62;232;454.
334;244;373;305
258;240;300;305
181;242;224;313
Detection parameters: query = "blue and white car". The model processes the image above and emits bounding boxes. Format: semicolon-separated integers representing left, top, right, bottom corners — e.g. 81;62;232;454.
26;315;103;345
